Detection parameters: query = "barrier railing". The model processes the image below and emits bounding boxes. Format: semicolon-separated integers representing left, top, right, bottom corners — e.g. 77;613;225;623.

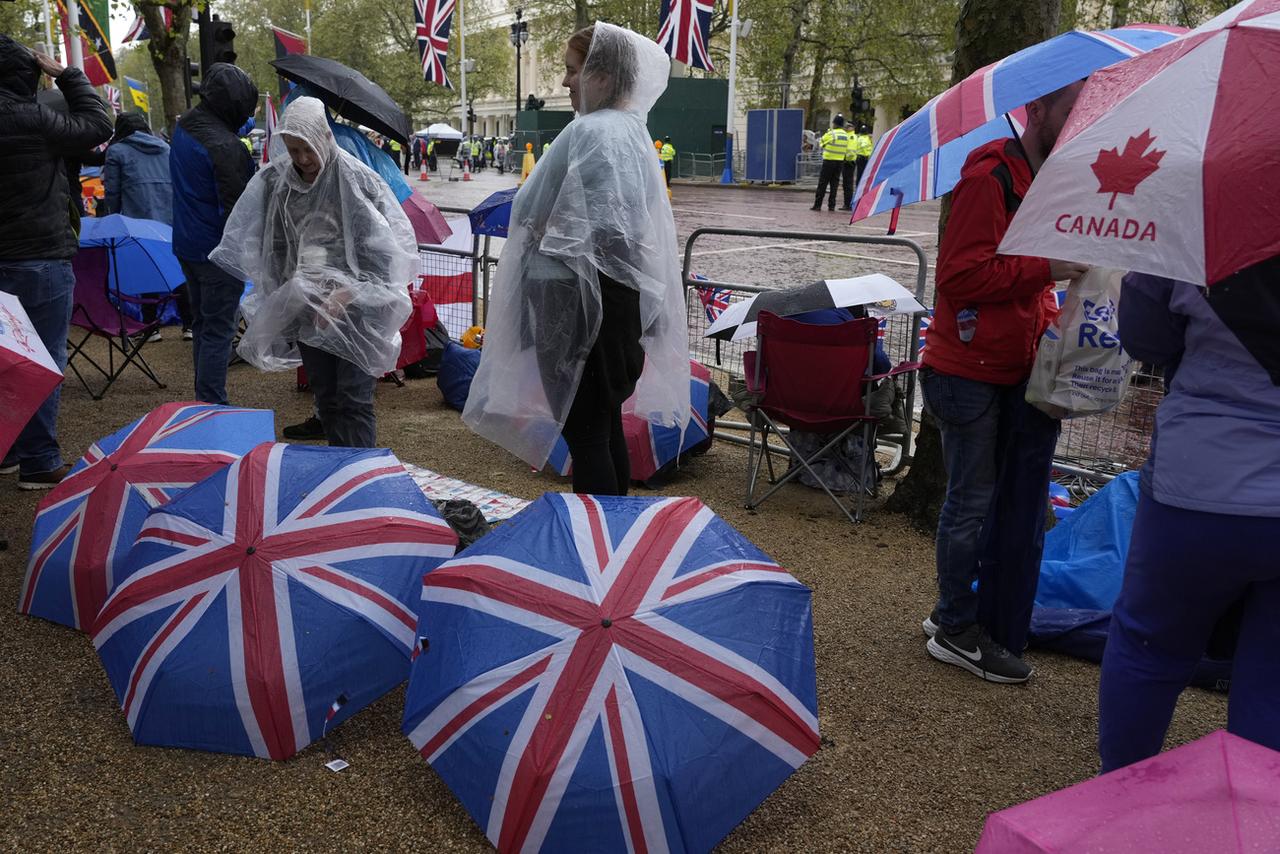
678;152;724;182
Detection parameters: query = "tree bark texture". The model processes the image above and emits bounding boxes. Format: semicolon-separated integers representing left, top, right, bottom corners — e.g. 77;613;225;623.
140;1;197;135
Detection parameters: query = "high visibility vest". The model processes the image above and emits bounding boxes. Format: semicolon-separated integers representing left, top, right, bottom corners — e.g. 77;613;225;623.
820;128;850;161
390;140;402;153
543;142;550;154
427;140;434;154
660;143;675;162
853;133;873;158
471;141;481;156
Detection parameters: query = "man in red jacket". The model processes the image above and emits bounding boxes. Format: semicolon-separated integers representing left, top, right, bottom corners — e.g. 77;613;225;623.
920;82;1088;684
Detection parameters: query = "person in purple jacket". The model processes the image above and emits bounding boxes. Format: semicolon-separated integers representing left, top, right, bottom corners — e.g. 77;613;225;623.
1098;255;1280;772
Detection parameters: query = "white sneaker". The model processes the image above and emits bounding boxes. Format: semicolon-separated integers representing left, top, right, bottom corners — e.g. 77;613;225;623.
145;330;163;343
182;328;194;341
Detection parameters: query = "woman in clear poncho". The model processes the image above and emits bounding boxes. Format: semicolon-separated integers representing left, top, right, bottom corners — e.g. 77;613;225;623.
210;96;416;448
462;22;690;493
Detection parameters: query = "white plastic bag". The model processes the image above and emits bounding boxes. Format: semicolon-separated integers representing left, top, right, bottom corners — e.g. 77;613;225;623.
1026;267;1136;419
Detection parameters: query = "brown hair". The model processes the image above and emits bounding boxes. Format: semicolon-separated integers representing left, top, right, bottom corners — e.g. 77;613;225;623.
567;25;594;61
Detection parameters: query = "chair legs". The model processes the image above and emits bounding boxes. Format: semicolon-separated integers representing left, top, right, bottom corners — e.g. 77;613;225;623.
66;323;167;401
744;410;877;523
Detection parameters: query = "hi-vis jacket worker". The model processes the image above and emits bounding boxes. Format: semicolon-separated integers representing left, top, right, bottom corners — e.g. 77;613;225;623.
842;123;874;210
812;115;850;211
660;136;675;186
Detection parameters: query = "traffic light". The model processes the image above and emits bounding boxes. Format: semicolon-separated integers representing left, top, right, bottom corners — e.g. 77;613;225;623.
850;85;871;116
467;106;477;126
199;14;237;74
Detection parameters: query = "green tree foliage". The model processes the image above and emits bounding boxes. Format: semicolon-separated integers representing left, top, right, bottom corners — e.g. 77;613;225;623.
0;0;50;46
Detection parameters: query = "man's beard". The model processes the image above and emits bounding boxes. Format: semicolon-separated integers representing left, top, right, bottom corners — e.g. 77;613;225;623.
1034;122;1058;161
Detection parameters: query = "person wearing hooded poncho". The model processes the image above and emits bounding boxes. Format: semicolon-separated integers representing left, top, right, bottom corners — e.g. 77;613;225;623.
210;96;417;449
462;23;689;493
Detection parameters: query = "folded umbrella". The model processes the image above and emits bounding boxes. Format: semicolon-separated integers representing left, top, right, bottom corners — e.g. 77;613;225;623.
79;215;185;296
705;274;926;341
270;54;412;144
93;443;459;759
468;188;518;238
1000;0;1280;286
0;292;62;463
402;493;819;854
402;192;453;245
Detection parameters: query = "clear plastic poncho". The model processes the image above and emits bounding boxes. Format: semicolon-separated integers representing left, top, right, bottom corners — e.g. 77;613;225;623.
210;96;416;377
462;22;690;467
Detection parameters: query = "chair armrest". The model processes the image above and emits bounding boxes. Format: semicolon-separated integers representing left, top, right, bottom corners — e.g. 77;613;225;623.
866;361;922;383
743;351;765;395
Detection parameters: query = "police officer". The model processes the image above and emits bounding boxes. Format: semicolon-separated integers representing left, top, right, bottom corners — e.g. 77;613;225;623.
660;135;675;186
843;122;874;210
854;123;873;184
812;115;849;211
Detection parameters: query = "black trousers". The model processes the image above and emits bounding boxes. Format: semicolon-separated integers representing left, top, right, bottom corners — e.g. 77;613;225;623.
663;160;672;186
298;342;377;448
562;390;630;496
841;161;855;209
814;161;842;209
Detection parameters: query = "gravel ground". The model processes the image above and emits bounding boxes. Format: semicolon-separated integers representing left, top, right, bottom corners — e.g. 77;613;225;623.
0;180;1227;853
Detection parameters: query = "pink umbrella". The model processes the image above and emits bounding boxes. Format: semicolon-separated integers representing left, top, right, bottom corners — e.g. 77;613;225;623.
0;291;62;461
976;730;1280;853
1000;0;1280;285
402;193;453;245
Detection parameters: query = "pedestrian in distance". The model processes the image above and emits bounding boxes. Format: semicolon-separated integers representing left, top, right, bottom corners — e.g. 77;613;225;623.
210;96;417;449
462;22;690;495
920;80;1089;684
170;62;259;407
843;122;873;211
811;114;849;211
0;36;112;490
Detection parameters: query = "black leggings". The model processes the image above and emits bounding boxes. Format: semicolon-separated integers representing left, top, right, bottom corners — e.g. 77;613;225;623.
562;390;629;496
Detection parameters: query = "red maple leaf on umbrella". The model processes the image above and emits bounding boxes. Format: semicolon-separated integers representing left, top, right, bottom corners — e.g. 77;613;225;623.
1091;130;1166;210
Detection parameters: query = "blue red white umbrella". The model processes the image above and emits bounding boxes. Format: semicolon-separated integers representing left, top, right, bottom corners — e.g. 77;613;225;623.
546;360;712;483
402;493;819;854
93;443;458;759
21;402;275;631
851;24;1186;223
469;188;517;238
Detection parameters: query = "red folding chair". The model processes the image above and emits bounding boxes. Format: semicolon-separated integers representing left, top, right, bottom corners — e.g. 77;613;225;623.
742;311;919;523
66;247;169;400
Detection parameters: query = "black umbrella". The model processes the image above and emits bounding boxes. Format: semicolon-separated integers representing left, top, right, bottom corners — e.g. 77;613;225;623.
269;54;411;144
704;274;926;341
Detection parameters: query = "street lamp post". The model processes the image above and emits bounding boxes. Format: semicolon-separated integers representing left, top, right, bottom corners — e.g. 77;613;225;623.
509;9;529;124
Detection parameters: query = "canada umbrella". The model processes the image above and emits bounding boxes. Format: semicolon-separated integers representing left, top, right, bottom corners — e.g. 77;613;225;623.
270;54;412;144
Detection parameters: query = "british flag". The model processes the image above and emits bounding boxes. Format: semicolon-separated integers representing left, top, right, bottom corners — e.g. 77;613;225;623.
21;403;275;632
402;493;819;853
698;285;733;323
656;0;716;71
104;84;122;114
93;443;458;759
415;0;456;89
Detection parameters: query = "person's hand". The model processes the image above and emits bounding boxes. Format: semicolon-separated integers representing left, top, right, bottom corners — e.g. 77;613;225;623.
33;50;65;79
1048;259;1089;282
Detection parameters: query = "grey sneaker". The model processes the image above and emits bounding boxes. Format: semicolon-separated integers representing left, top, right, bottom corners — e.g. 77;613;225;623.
922;610;940;638
927;624;1032;684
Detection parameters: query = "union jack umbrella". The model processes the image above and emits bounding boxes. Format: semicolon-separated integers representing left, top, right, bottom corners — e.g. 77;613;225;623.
546;360;714;484
21;402;274;631
415;0;457;89
0;291;62;465
93;443;458;759
851;25;1186;224
402;493;819;854
1000;0;1280;286
655;0;715;71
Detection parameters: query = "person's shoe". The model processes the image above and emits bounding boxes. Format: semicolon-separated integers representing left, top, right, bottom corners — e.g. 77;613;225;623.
145;330;162;343
828;206;836;211
18;464;72;491
282;416;326;441
0;461;18;476
922;610;940;638
810;204;822;211
182;327;194;341
927;624;1032;684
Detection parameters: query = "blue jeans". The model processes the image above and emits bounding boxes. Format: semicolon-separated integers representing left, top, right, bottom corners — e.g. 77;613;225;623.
180;260;245;406
921;368;1059;649
1099;496;1280;771
0;260;74;475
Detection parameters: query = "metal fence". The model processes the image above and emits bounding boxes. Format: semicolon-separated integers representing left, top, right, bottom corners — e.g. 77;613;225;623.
416;204;492;337
676;151;747;183
794;152;824;184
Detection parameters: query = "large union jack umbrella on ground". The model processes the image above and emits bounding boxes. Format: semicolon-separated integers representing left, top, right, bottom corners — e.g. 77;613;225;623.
21;403;274;631
403;493;819;854
546;361;713;485
655;0;716;71
415;0;457;88
93;443;458;759
851;25;1186;224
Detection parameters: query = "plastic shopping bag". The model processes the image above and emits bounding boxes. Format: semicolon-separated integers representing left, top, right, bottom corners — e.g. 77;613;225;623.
1027;268;1136;419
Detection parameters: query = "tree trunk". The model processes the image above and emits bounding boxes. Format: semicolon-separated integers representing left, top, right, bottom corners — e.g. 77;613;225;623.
1109;0;1129;28
886;0;1061;535
779;3;805;111
141;1;196;135
574;0;591;32
805;44;829;132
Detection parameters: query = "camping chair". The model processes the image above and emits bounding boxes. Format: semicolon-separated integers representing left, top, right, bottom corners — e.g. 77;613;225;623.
741;311;919;523
67;247;169;400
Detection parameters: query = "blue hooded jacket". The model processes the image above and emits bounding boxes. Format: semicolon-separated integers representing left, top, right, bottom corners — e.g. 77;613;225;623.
103;128;172;223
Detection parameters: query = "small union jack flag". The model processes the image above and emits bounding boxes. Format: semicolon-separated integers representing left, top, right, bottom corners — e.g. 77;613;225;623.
104;84;121;114
656;0;716;71
917;310;933;354
698;285;733;323
403;493;819;853
93;443;459;759
415;0;456;89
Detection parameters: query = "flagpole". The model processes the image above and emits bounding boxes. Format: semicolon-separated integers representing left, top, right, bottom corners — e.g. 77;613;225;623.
458;0;468;137
66;0;84;70
40;0;56;59
719;0;739;184
304;0;312;53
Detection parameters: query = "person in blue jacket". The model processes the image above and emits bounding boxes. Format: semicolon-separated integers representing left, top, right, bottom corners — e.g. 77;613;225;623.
1098;256;1280;771
170;62;258;405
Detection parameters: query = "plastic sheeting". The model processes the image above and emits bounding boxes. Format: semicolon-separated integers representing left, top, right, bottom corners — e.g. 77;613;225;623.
461;23;690;467
210;96;417;377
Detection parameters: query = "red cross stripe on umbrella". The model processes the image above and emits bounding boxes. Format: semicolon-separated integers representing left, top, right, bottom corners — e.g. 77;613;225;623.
405;494;820;853
93;443;458;760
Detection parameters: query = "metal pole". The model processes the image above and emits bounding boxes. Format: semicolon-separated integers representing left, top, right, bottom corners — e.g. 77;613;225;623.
40;0;56;59
304;0;313;53
66;0;83;70
458;0;468;137
719;0;739;184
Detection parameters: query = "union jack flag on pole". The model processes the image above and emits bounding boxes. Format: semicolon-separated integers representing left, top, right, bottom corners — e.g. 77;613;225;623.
415;0;457;88
93;443;459;759
656;0;716;71
403;493;819;853
104;84;121;114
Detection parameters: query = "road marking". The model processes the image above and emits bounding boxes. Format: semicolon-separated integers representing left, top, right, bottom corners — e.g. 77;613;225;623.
672;207;777;221
692;239;834;257
691;239;934;269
